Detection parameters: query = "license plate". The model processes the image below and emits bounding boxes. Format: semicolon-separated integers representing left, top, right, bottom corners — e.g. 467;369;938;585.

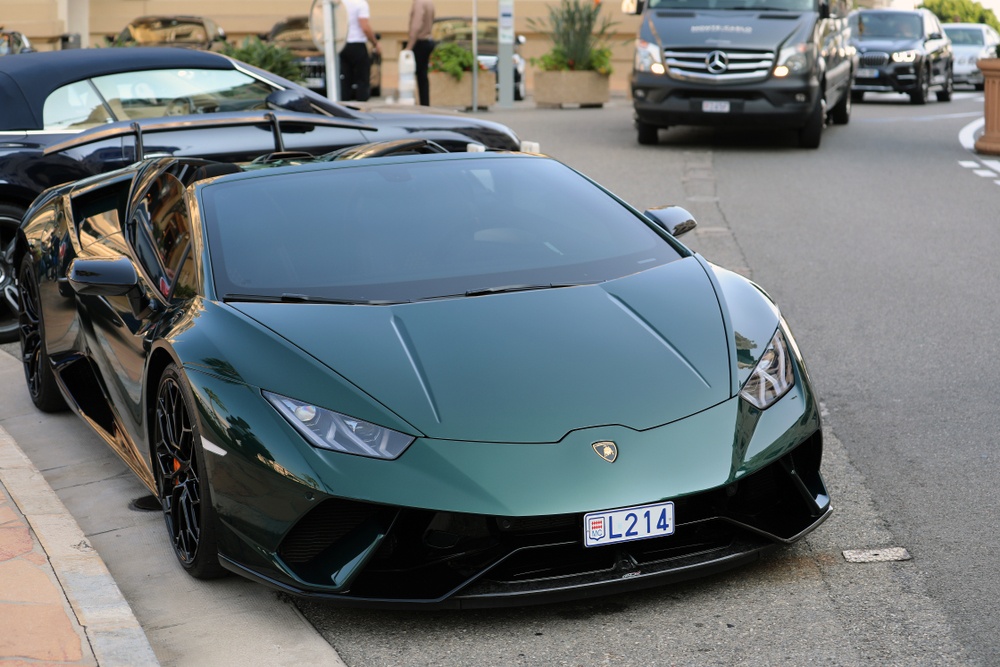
584;501;675;548
856;68;879;79
304;77;325;88
702;100;730;113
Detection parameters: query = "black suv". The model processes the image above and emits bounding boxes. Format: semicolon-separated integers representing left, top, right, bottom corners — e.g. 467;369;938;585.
849;9;953;104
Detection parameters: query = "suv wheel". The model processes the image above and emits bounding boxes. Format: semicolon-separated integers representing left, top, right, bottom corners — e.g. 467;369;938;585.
830;87;851;125
936;68;953;102
910;66;929;104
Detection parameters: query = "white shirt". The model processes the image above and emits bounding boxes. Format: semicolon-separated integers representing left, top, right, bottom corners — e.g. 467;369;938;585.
343;0;371;44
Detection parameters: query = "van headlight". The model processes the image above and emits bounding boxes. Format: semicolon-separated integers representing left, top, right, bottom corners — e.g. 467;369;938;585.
635;39;665;74
774;42;814;77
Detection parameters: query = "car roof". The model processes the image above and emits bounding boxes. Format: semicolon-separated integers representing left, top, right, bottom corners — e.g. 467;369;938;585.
0;48;234;131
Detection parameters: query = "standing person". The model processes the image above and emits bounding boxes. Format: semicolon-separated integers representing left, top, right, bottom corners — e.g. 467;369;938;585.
405;0;435;106
340;0;380;101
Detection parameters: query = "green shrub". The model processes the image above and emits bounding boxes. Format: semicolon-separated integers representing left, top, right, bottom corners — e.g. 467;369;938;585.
528;0;616;74
429;42;479;81
220;36;304;82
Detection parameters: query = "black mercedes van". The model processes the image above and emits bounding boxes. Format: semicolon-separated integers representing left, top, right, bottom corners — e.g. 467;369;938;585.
624;0;856;148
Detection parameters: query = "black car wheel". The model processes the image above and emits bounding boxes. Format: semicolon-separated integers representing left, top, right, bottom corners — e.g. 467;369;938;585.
637;120;659;146
153;364;227;579
851;90;865;103
936;68;953;102
0;203;25;344
17;259;67;413
910;65;929;104
798;94;825;149
830;86;851;125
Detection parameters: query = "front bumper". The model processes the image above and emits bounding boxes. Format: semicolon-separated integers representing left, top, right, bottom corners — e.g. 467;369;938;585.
852;62;920;94
630;71;819;129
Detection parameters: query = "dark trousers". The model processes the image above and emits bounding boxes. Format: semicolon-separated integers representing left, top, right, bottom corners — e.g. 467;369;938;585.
412;39;434;106
339;42;371;101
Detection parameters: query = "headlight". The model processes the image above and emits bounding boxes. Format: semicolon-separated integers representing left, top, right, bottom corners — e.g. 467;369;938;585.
635;39;665;74
892;50;918;63
739;327;795;410
263;391;415;460
775;42;813;77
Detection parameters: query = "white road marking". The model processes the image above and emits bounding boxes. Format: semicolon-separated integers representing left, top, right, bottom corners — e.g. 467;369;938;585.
958;117;1000;187
974;169;998;177
959;160;980;168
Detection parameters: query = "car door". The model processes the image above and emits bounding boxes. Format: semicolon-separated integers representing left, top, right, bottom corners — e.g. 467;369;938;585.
923;12;951;85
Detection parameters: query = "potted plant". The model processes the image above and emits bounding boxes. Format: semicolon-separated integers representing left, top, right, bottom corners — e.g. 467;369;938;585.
528;0;615;108
428;42;496;109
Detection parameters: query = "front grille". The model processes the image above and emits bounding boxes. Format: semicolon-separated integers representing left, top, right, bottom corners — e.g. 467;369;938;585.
299;62;325;78
664;48;775;83
859;52;890;67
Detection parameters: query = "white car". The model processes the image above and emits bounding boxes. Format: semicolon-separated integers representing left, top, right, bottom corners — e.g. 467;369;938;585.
943;22;1000;90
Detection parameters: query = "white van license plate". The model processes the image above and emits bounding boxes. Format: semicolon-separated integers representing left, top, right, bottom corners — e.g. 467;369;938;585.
584;501;675;547
703;100;730;113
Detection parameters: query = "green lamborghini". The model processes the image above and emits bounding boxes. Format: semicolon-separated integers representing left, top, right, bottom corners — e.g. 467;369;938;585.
13;140;830;607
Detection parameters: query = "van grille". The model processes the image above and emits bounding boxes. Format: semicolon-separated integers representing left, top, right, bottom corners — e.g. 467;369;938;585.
663;48;775;83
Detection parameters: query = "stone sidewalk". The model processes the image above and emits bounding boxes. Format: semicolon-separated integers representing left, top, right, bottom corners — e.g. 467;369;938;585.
0;425;158;666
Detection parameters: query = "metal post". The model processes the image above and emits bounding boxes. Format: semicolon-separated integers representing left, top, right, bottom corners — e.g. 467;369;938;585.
497;0;514;107
324;0;340;102
472;0;479;111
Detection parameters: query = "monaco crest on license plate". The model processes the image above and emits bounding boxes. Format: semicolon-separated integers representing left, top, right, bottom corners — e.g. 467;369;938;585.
583;501;675;548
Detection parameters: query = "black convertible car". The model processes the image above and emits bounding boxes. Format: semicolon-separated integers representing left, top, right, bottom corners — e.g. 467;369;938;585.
0;47;523;341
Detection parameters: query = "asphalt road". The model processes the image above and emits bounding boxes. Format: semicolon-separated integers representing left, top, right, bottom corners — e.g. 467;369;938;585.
2;89;995;666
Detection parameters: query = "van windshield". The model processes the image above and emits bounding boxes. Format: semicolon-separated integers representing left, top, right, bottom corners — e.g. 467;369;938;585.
649;0;815;10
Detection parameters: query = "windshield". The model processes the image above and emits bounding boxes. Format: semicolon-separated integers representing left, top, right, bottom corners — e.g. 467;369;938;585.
851;12;922;39
648;0;816;10
943;26;984;45
42;68;276;130
202;156;684;303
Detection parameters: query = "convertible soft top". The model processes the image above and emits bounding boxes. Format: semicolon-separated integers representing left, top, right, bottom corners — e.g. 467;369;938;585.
0;48;234;130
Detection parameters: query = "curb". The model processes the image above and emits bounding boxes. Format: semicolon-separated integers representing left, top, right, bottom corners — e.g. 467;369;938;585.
0;424;159;667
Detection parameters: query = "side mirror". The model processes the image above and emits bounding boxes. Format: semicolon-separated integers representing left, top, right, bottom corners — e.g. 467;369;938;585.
819;0;831;19
266;89;315;113
69;257;157;318
643;205;697;237
928;32;943;41
622;0;645;15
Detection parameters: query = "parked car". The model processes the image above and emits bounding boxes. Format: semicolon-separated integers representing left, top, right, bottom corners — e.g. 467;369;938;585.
0;47;523;342
431;17;527;101
112;15;228;51
622;0;856;149
943;22;1000;90
849;9;954;104
0;28;34;55
12;139;830;605
267;15;381;98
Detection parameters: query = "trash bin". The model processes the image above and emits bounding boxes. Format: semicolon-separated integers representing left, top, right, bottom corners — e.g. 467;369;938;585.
60;33;81;49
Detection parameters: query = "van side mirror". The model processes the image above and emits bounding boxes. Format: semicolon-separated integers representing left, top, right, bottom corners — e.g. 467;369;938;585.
819;1;831;19
622;0;645;15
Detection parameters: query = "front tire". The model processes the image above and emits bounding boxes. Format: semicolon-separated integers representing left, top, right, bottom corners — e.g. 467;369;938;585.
830;87;851;125
637;120;659;145
910;66;929;104
153;364;227;579
798;95;825;149
17;259;67;413
936;68;953;102
0;203;26;344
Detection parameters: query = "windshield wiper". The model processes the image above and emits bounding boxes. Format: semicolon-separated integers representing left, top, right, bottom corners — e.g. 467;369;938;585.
224;293;398;305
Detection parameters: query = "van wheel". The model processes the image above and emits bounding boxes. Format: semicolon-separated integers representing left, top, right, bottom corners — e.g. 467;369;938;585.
798;96;824;149
830;88;851;125
637;121;659;145
851;90;865;103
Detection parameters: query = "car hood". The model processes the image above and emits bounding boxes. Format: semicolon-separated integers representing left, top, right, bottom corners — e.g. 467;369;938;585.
645;10;813;50
231;257;733;443
852;37;921;52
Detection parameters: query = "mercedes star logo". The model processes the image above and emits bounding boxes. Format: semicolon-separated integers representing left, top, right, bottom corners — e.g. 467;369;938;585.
592;441;618;463
706;50;729;74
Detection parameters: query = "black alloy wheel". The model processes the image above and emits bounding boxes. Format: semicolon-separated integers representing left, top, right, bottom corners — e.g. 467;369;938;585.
830;85;852;125
153;364;226;579
0;203;26;344
17;259;66;412
910;65;930;104
936;68;954;102
798;94;825;149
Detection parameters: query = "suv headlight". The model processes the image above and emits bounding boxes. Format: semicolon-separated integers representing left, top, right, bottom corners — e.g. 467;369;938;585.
739;327;795;410
892;50;918;63
774;42;814;77
635;39;665;74
264;391;415;460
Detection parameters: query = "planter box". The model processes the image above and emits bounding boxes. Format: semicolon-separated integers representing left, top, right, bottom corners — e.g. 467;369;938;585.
428;70;496;110
975;58;1000;155
533;70;610;108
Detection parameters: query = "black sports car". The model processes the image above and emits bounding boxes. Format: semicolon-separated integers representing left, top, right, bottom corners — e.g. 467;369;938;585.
14;139;830;608
0;47;523;342
849;9;954;104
